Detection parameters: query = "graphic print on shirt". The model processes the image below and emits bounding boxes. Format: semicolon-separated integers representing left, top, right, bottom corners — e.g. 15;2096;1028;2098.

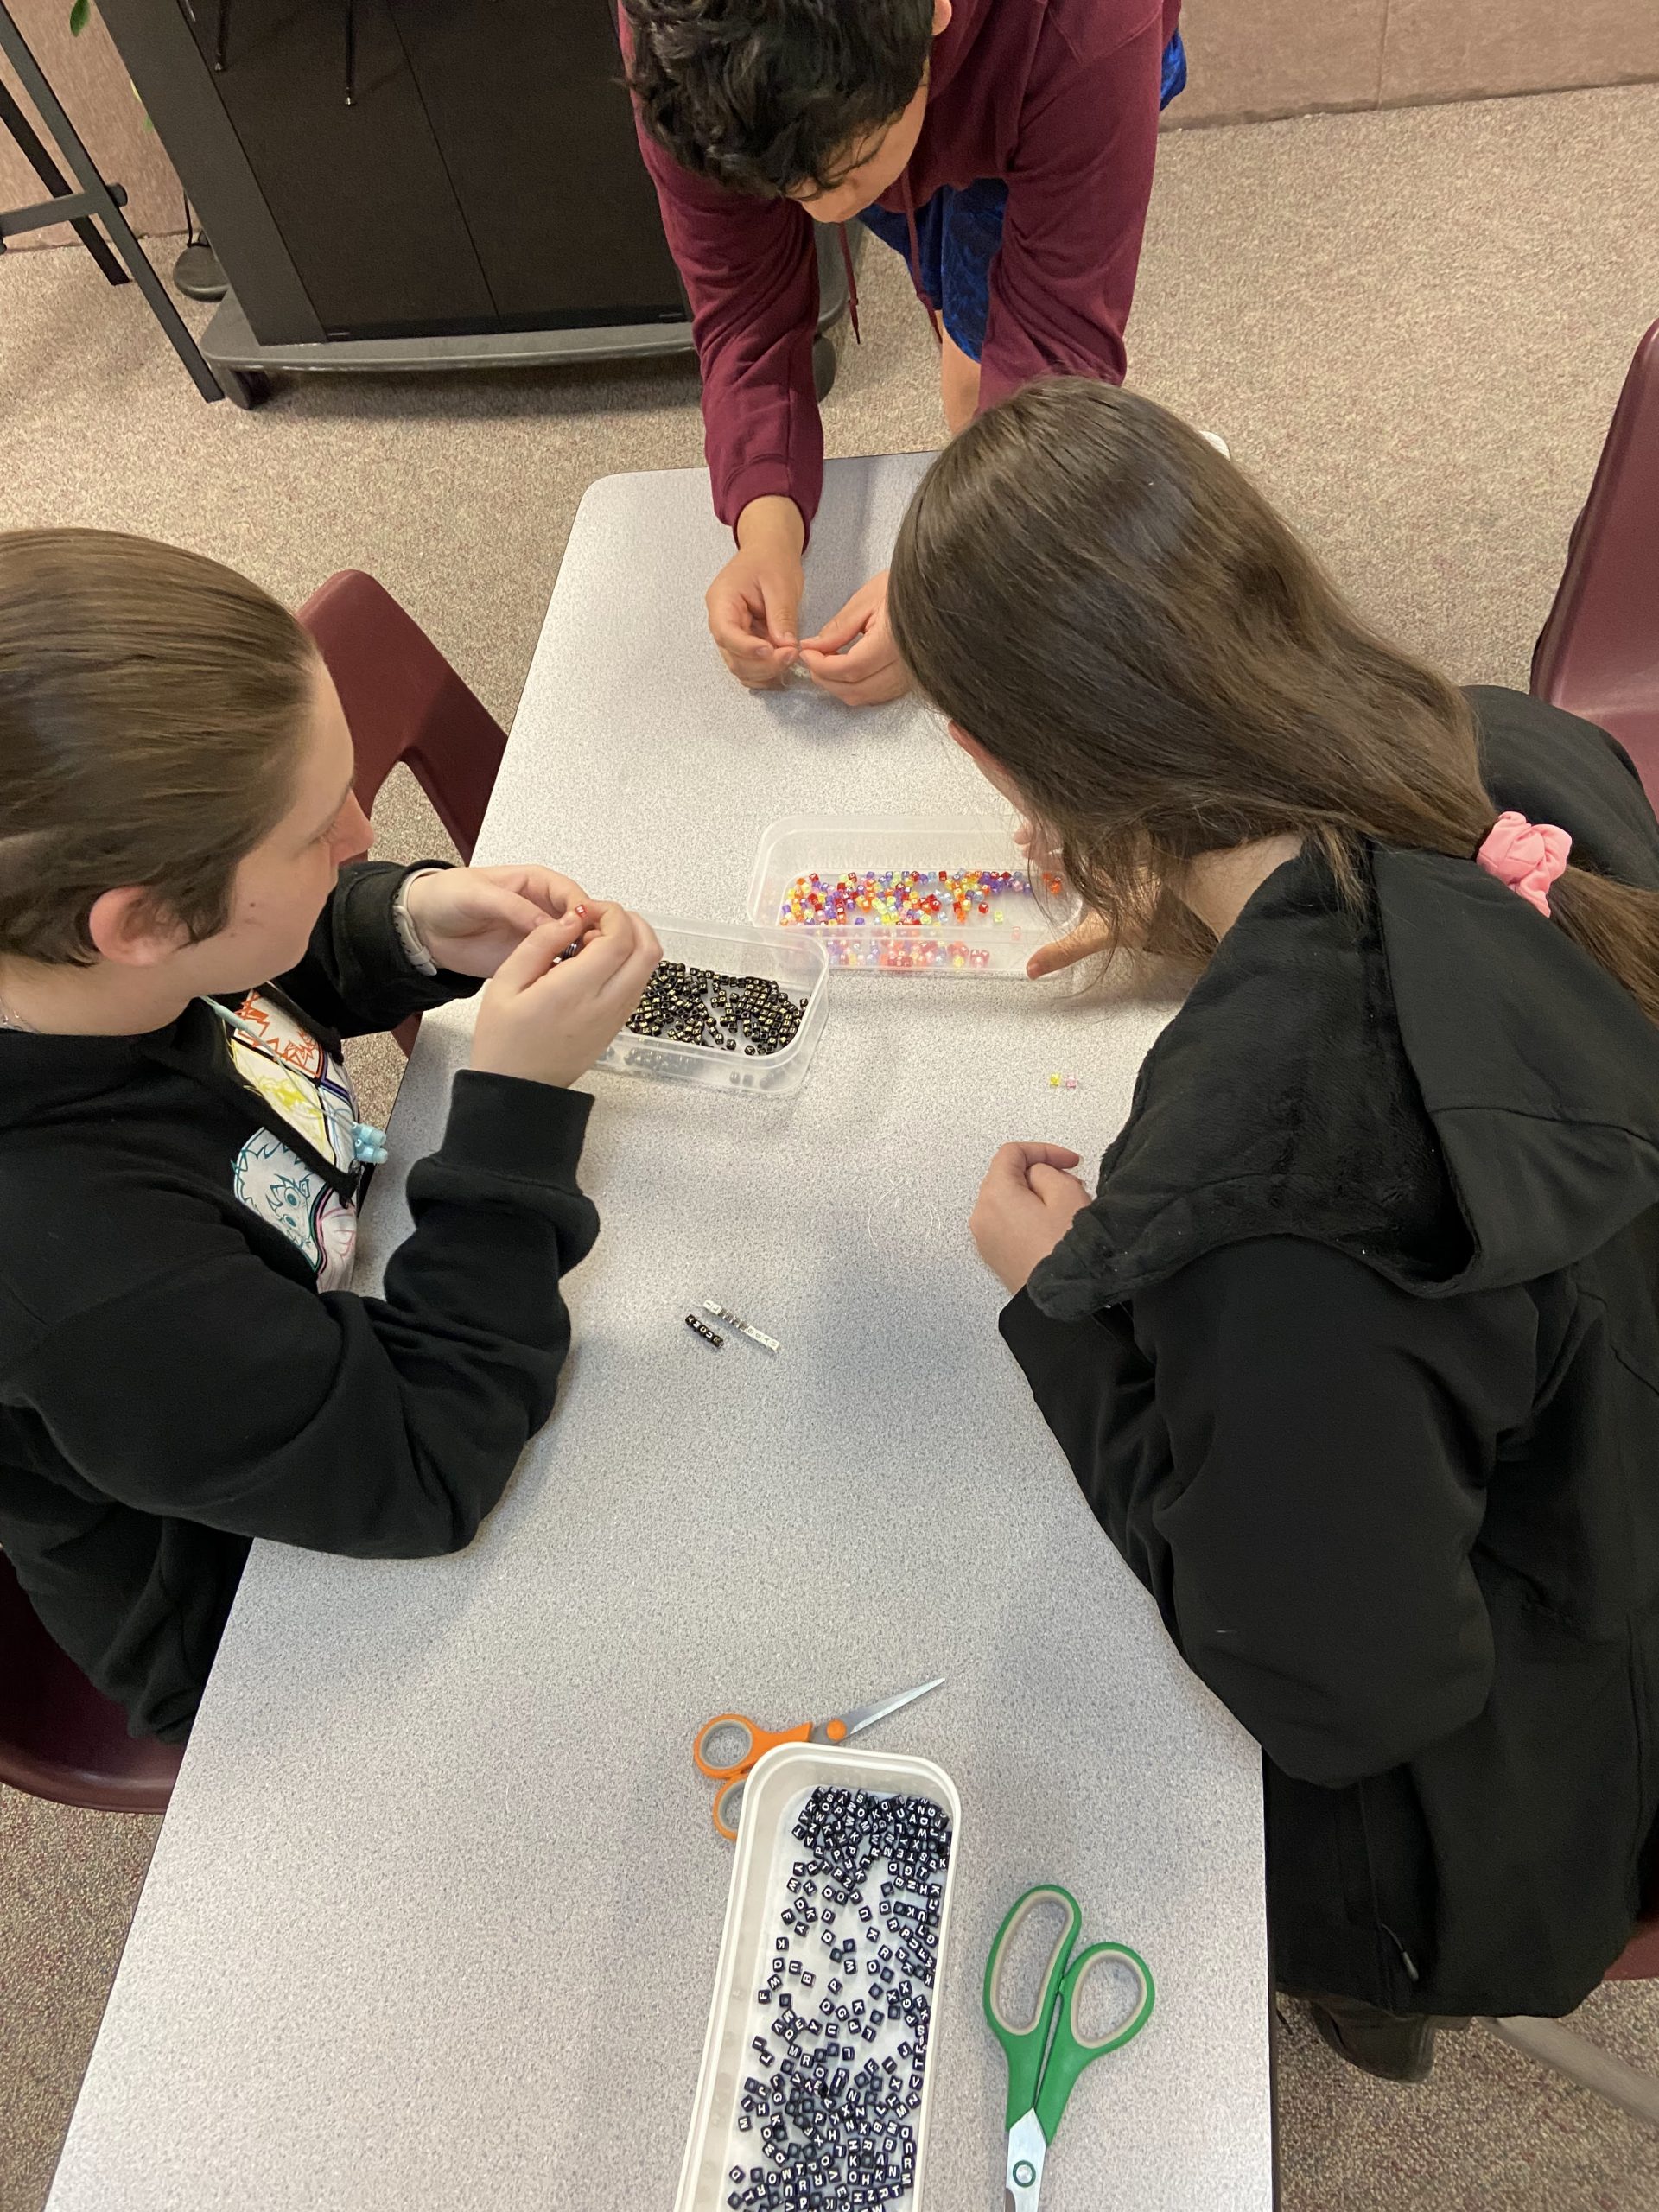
226;994;359;1291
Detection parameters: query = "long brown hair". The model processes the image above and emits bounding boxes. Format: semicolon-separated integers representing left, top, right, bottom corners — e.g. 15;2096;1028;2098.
0;528;317;967
887;379;1659;1018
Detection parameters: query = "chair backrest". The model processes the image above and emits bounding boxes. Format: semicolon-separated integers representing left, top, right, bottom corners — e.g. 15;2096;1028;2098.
1605;1922;1659;1982
1531;319;1659;797
0;1551;181;1813
1603;1811;1659;1982
296;571;508;863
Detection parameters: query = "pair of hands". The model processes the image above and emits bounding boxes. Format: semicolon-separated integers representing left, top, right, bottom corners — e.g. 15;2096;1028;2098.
704;524;1125;976
707;496;910;709
401;865;660;1092
406;874;1102;1282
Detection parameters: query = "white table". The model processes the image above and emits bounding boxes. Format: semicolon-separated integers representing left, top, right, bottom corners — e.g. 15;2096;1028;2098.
46;458;1274;2211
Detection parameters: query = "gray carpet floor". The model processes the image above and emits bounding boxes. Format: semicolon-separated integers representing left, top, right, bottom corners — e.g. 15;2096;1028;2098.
4;77;1659;2212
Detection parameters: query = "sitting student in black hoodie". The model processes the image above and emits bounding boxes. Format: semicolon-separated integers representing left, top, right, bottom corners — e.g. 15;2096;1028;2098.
0;528;659;1745
886;380;1659;2081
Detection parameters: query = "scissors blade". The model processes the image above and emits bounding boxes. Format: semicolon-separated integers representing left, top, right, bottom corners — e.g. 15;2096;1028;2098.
836;1676;945;1740
1005;2111;1046;2212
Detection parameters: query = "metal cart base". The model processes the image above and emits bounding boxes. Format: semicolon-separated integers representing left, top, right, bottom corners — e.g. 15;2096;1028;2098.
199;229;851;410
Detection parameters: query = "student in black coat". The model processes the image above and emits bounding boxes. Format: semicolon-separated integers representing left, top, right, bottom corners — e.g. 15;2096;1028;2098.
887;379;1659;2080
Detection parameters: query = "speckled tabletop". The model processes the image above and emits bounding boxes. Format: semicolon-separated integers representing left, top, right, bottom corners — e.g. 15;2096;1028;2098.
46;459;1272;2211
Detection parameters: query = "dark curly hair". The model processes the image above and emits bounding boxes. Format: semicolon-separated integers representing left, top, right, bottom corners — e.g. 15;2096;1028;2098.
622;0;933;198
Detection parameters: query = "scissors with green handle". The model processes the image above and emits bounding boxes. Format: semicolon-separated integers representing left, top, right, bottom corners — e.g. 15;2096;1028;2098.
983;1884;1154;2211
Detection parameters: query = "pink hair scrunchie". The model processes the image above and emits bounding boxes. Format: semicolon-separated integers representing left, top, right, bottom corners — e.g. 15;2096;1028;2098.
1476;810;1573;918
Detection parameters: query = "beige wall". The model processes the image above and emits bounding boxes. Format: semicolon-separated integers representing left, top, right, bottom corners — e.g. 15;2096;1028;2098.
0;0;181;246
3;0;1656;248
1169;0;1659;127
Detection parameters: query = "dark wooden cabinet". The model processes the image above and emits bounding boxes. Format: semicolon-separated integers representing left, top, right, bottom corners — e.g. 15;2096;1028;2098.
388;0;683;327
99;0;689;346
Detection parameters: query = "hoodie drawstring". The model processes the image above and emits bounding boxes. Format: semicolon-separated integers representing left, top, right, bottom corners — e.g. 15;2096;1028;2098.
836;168;942;358
904;191;943;348
836;224;861;344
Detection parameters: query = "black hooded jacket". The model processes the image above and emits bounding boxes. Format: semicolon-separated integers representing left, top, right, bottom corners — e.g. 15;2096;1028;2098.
1001;689;1659;2017
0;864;598;1742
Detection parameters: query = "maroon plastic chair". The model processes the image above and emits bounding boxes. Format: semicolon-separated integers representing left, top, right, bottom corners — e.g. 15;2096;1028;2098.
1485;1851;1659;2125
0;1550;182;1813
296;570;509;1055
1531;319;1659;804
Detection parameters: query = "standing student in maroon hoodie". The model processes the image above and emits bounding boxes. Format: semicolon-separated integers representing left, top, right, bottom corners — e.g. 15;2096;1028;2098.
622;0;1185;704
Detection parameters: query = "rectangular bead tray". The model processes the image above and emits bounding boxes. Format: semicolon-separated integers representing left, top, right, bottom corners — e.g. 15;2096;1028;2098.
746;814;1080;977
675;1744;963;2212
593;918;829;1097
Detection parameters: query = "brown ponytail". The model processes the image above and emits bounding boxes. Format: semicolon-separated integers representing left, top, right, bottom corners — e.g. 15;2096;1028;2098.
887;378;1659;1023
0;528;317;966
1547;872;1659;1022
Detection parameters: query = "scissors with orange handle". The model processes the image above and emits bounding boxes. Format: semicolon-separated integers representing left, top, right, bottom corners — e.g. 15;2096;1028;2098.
692;1676;944;1840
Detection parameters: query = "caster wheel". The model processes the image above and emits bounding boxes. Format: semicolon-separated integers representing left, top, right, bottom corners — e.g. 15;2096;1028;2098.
223;368;272;410
812;333;837;402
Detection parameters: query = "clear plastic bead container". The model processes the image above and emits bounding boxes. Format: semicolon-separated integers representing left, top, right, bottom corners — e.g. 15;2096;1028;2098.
675;1743;963;2212
746;814;1079;976
591;918;829;1096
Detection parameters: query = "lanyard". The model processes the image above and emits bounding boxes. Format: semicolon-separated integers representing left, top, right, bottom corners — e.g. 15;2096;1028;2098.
203;998;390;1166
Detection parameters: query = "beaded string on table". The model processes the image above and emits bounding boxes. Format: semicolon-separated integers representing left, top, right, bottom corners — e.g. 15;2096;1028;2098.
203;997;390;1166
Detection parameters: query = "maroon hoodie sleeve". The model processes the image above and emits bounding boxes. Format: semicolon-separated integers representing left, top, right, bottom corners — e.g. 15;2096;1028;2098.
622;21;823;533
979;3;1166;410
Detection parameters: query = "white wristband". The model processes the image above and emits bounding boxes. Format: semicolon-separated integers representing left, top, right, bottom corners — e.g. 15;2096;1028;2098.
391;869;442;976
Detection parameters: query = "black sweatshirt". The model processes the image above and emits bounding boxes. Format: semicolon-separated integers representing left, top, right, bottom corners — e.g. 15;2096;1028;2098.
0;863;598;1741
1002;690;1659;2018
